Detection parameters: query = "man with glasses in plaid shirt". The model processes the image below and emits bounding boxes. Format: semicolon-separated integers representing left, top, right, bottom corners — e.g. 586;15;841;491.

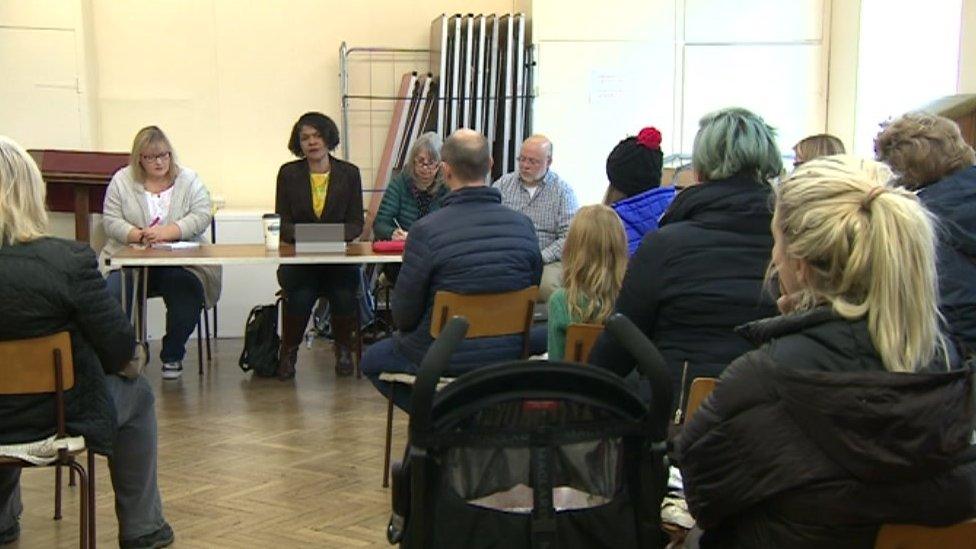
493;135;579;302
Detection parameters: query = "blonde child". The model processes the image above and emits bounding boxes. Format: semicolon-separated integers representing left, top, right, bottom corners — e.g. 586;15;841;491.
548;205;628;360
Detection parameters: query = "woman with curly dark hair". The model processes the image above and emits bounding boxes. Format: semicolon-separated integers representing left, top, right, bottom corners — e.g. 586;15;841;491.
275;112;365;379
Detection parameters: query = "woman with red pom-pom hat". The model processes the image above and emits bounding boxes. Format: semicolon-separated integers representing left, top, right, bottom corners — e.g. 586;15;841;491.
603;126;676;255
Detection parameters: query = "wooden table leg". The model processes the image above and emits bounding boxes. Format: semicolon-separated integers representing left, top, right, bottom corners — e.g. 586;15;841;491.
73;186;90;243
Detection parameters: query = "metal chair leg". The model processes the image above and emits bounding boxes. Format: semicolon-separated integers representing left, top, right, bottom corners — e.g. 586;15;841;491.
196;316;204;375
88;451;96;548
355;310;363;380
204;307;212;362
383;389;395;488
55;464;63;520
67;460;89;549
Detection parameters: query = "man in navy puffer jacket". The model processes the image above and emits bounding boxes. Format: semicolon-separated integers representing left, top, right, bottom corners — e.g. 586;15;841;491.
361;129;542;410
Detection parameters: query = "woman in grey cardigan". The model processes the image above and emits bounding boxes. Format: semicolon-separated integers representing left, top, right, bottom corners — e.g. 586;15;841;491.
100;126;221;380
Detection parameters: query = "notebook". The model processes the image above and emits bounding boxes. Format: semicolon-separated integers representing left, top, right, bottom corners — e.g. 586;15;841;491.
150;241;201;250
294;223;345;254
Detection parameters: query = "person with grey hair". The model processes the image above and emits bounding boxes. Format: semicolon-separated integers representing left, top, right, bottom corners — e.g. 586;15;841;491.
589;107;779;410
373;132;448;242
361;129;542;410
493;134;578;302
0;136;173;548
372;132;448;285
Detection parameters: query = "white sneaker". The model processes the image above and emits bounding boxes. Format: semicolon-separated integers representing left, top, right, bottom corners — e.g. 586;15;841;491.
161;361;183;380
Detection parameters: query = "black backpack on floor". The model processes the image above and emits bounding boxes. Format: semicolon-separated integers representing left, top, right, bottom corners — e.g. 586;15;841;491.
239;299;281;378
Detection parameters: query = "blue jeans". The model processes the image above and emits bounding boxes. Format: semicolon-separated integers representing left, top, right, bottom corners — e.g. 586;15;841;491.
361;337;420;412
361;326;549;413
0;375;166;540
107;267;204;363
277;264;359;318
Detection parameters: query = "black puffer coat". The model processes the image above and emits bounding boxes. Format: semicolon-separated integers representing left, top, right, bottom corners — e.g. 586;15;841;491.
675;308;976;548
0;238;135;455
589;174;778;409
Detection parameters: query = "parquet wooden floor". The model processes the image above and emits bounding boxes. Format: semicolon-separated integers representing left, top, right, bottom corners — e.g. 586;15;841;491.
12;337;406;548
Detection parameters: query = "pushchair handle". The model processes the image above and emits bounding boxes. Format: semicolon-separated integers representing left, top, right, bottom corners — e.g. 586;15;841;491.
410;316;470;434
605;313;673;439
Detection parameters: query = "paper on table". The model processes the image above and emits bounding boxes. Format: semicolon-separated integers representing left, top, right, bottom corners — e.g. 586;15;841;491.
150;241;201;250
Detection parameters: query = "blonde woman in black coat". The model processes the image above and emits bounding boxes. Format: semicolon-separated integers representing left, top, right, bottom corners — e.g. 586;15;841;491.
676;156;976;548
0;136;172;548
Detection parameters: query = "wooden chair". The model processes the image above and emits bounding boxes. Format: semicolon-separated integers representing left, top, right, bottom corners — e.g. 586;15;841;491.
875;519;976;548
683;377;718;424
0;332;95;549
380;285;538;487
563;323;603;363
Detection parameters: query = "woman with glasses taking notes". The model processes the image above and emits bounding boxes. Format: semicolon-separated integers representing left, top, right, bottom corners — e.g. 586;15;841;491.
100;126;220;381
372;132;448;283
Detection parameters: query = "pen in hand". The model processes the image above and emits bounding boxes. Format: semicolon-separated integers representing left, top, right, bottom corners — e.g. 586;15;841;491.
392;218;408;241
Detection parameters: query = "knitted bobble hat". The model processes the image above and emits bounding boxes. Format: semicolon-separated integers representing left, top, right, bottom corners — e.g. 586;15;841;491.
606;127;664;198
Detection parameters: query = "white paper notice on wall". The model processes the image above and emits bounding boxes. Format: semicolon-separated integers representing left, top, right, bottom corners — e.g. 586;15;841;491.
588;69;627;105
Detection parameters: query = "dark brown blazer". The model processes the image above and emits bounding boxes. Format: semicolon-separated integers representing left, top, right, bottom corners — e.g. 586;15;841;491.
274;156;364;243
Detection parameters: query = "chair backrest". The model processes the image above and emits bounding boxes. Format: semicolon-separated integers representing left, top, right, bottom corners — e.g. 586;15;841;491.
0;332;74;395
430;286;538;358
874;519;976;548
564;323;604;363
683;377;717;423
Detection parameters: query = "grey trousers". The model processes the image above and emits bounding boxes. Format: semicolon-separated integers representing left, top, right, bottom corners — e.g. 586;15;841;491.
539;262;563;303
0;374;165;541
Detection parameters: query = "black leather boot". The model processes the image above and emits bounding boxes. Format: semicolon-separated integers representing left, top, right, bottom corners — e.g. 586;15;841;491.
331;315;358;377
277;313;309;380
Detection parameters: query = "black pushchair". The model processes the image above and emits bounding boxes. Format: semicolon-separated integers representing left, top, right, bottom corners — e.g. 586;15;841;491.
387;314;673;549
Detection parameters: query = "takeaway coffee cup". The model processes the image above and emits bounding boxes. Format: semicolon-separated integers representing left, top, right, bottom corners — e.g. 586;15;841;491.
262;213;281;251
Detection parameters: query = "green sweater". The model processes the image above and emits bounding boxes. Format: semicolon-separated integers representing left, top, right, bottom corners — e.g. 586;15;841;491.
372;171;448;239
547;288;572;361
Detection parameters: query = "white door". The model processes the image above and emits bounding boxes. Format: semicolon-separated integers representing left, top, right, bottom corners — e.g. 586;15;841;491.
0;27;84;148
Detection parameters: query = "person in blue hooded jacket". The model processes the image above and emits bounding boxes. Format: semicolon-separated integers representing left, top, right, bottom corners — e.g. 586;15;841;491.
603;127;676;256
875;112;976;356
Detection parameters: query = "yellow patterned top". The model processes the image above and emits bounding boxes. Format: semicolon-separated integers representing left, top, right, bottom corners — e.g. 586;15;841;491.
310;172;330;218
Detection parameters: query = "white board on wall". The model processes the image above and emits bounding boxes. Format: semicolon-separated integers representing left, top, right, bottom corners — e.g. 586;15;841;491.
680;44;826;155
684;0;824;43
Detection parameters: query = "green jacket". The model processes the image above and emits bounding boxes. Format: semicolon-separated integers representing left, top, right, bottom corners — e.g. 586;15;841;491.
372;171;448;240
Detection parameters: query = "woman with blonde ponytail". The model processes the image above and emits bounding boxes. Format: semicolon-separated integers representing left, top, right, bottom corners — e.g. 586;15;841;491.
676;155;976;548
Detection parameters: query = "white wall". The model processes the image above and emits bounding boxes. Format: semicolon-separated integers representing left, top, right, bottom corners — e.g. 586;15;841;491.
88;0;518;209
531;0;829;205
959;0;976;92
852;0;963;154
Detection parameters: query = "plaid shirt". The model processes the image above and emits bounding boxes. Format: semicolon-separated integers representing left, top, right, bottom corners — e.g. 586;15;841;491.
493;170;578;263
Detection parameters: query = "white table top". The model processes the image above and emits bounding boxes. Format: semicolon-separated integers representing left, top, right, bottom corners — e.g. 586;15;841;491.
108;242;402;267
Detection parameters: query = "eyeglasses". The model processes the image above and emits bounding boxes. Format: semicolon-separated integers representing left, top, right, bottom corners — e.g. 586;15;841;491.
141;151;171;163
414;158;438;169
517;155;544;167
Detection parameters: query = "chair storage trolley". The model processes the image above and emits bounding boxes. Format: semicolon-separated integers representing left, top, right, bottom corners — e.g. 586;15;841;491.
388;314;673;548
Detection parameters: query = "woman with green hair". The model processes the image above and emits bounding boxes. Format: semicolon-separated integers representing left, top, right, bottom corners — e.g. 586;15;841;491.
589;107;780;413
